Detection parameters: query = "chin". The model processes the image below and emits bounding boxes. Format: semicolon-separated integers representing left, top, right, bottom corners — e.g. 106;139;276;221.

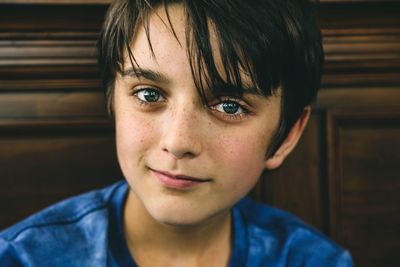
147;200;229;228
149;206;207;227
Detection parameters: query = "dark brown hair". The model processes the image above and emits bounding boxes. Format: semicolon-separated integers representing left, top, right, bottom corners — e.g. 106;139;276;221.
98;0;323;156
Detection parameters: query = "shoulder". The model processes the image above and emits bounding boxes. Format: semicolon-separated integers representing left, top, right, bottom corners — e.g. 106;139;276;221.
0;181;126;240
233;197;353;267
0;180;127;266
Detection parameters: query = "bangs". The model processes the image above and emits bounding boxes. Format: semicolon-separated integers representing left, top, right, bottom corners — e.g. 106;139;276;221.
113;0;280;104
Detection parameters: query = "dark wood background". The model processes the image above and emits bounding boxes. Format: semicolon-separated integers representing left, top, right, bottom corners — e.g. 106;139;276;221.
0;1;399;266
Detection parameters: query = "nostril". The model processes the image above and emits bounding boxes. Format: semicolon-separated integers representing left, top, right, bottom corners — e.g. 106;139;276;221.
162;146;196;159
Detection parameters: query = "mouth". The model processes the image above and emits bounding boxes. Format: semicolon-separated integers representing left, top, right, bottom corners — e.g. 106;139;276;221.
150;169;211;189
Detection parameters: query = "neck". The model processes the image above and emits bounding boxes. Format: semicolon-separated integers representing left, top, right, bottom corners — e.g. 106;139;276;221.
123;190;232;267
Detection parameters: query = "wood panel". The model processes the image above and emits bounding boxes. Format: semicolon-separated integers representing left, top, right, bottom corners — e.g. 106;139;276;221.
0;120;122;229
327;111;400;267
0;92;107;118
0;2;119;229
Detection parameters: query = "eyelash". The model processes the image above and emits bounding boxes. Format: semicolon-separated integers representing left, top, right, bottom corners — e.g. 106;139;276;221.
130;87;252;122
209;98;252;122
131;86;166;106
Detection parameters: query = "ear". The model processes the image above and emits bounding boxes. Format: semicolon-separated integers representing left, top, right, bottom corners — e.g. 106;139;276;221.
265;106;311;170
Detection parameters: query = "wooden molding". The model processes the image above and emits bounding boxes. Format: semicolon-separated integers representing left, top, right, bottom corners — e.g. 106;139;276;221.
0;39;98;66
0;91;108;118
317;86;400;109
319;1;400;86
0;118;112;132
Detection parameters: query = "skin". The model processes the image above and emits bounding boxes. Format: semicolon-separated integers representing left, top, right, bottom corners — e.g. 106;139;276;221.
113;4;311;267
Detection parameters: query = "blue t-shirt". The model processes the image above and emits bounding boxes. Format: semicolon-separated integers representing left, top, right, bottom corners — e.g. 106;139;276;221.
0;181;353;266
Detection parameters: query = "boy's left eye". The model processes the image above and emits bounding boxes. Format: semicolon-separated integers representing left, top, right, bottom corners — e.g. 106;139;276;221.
209;97;253;122
212;100;250;117
214;101;243;115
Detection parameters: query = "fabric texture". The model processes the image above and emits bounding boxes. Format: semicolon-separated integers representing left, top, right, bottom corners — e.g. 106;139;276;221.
0;181;353;267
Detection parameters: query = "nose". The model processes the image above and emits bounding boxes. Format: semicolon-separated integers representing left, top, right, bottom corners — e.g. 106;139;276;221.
161;104;202;159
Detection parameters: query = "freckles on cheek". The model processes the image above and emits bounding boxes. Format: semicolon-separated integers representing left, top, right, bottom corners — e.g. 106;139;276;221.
116;116;156;159
216;136;256;161
216;136;264;197
122;117;151;137
225;140;246;160
116;116;157;181
218;135;264;170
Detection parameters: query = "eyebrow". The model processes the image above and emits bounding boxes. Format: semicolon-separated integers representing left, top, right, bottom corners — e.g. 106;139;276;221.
121;67;265;97
121;68;170;84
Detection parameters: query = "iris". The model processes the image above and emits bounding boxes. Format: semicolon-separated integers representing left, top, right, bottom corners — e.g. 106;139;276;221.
143;89;160;102
222;102;239;114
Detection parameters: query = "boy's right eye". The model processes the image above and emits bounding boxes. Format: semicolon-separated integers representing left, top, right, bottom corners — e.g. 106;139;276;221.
134;88;165;103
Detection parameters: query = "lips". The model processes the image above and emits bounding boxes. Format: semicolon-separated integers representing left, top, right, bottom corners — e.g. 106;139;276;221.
151;169;211;189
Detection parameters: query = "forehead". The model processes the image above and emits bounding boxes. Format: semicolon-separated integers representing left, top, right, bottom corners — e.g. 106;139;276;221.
123;3;265;98
123;5;196;88
126;4;212;70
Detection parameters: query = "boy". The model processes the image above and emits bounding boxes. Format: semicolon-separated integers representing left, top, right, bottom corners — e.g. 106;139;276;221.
0;0;353;266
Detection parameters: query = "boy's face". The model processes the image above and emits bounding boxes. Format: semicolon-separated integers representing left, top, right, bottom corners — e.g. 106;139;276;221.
114;5;281;226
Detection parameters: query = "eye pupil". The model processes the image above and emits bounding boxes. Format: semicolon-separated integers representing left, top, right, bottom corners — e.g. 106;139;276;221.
222;102;239;114
143;90;160;102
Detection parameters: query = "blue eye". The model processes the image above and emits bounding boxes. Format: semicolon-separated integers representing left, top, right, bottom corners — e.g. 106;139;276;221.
136;88;164;102
215;101;244;115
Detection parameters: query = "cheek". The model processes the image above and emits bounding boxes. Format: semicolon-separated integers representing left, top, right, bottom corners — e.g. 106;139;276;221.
217;127;270;162
116;117;151;145
115;114;156;169
214;131;269;184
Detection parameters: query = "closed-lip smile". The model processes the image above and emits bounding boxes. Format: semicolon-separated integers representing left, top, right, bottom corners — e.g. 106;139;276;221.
150;168;211;189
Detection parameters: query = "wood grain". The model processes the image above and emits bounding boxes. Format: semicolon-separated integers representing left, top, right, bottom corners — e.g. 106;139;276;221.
327;111;400;267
